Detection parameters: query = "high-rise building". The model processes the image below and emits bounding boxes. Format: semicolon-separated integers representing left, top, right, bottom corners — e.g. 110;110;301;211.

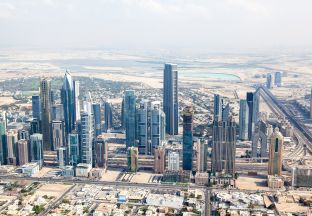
57;147;67;167
124;90;136;148
136;100;151;154
80;111;94;165
211;116;236;175
239;99;249;140
246;92;259;140
0;112;7;165
68;132;79;166
17;139;29;166
73;80;80;123
30;133;43;168
92;103;102;137
154;146;165;174
163;63;178;135
168;151;179;171
268;127;283;176
18;128;29;141
30;119;41;135
61;71;75;135
197;140;208;172
40;78;52;151
151;101;166;150
6;130;18;165
214;94;229;122
52;121;65;150
127;146;138;172
32;95;41;120
310;88;312;119
104;101;113;132
182;106;193;171
52;104;64;121
95;135;108;168
266;74;273;89
274;71;282;87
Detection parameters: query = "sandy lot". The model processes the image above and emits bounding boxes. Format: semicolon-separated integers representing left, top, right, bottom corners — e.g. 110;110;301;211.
101;170;121;181
130;172;153;184
35;183;72;198
236;174;269;191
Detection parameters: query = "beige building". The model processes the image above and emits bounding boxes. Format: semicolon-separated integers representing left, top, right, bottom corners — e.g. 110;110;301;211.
267;175;283;189
154;146;165;174
127;146;138;172
17;139;29;166
268;127;283;176
6;129;18;165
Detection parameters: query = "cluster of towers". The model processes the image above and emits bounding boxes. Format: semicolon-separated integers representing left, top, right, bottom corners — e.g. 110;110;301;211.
266;71;283;89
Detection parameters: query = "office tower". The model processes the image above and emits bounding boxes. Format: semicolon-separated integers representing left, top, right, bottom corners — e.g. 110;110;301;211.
266;74;273;89
163;63;179;135
239;99;249;140
168;151;179;171
40;78;52;151
52;121;65;150
211;116;236;175
182;106;193;171
30;133;43;168
268;127;283;176
246;92;260;140
124;90;136;148
95;135;108;168
136;100;151;154
17;139;29;166
151;101;166;150
73;80;80;122
52;104;64;121
310;88;312;119
0;112;7;164
214;94;223;120
32;95;41;120
61;71;75;135
6;130;18;165
68;132;79;166
104;101;113;132
252;120;269;158
127;146;138;172
57;147;67;167
197;140;208;172
154;146;165;174
274;71;282;87
92;103;102;137
30;119;41;135
121;98;125;129
18;129;29;141
80;111;94;165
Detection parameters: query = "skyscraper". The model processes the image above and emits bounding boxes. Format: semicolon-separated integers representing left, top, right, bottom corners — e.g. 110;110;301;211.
32;95;41;120
61;71;75;135
40;78;52;151
52;120;65;150
17;139;29;166
52;104;64;121
274;71;282;87
68;132;79;166
73;80;80;123
266;73;273;89
95;135;108;168
151;101;166;149
92;103;102;137
246;92;260;140
57;147;67;167
163;63;178;135
80;111;94;165
136;100;150;154
0;112;7;164
30;133;43;168
104;101;113;132
310;88;312;119
214;94;223;120
268;127;283;176
182;106;193;171
124;90;136;148
154;146;165;174
6;130;18;165
168;151;179;171
127;146;138;172
18;128;29;141
239;99;249;140
197;140;208;172
211;116;236;175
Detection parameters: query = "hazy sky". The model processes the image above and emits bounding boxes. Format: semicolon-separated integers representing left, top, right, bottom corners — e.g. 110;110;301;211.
1;0;312;53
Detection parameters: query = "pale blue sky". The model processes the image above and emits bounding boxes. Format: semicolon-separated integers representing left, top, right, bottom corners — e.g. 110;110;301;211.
0;0;311;53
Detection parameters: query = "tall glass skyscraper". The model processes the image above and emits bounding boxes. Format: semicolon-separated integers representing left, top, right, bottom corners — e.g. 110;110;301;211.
182;106;193;171
40;78;52;151
0;112;6;165
163;63;178;135
68;132;79;166
104;101;113;132
151;101;166;150
52;120;65;150
30;133;43;168
239;99;249;140
246;92;259;140
80;111;94;165
61;71;75;135
32;95;41;120
92;103;101;137
124;90;136;148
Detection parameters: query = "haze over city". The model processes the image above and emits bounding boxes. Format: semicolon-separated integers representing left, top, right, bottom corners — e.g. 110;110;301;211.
0;1;311;216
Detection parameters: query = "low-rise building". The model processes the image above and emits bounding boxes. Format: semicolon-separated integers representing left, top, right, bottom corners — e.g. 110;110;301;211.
21;162;40;176
292;165;312;187
267;175;284;189
75;163;92;177
195;172;209;185
62;165;75;177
